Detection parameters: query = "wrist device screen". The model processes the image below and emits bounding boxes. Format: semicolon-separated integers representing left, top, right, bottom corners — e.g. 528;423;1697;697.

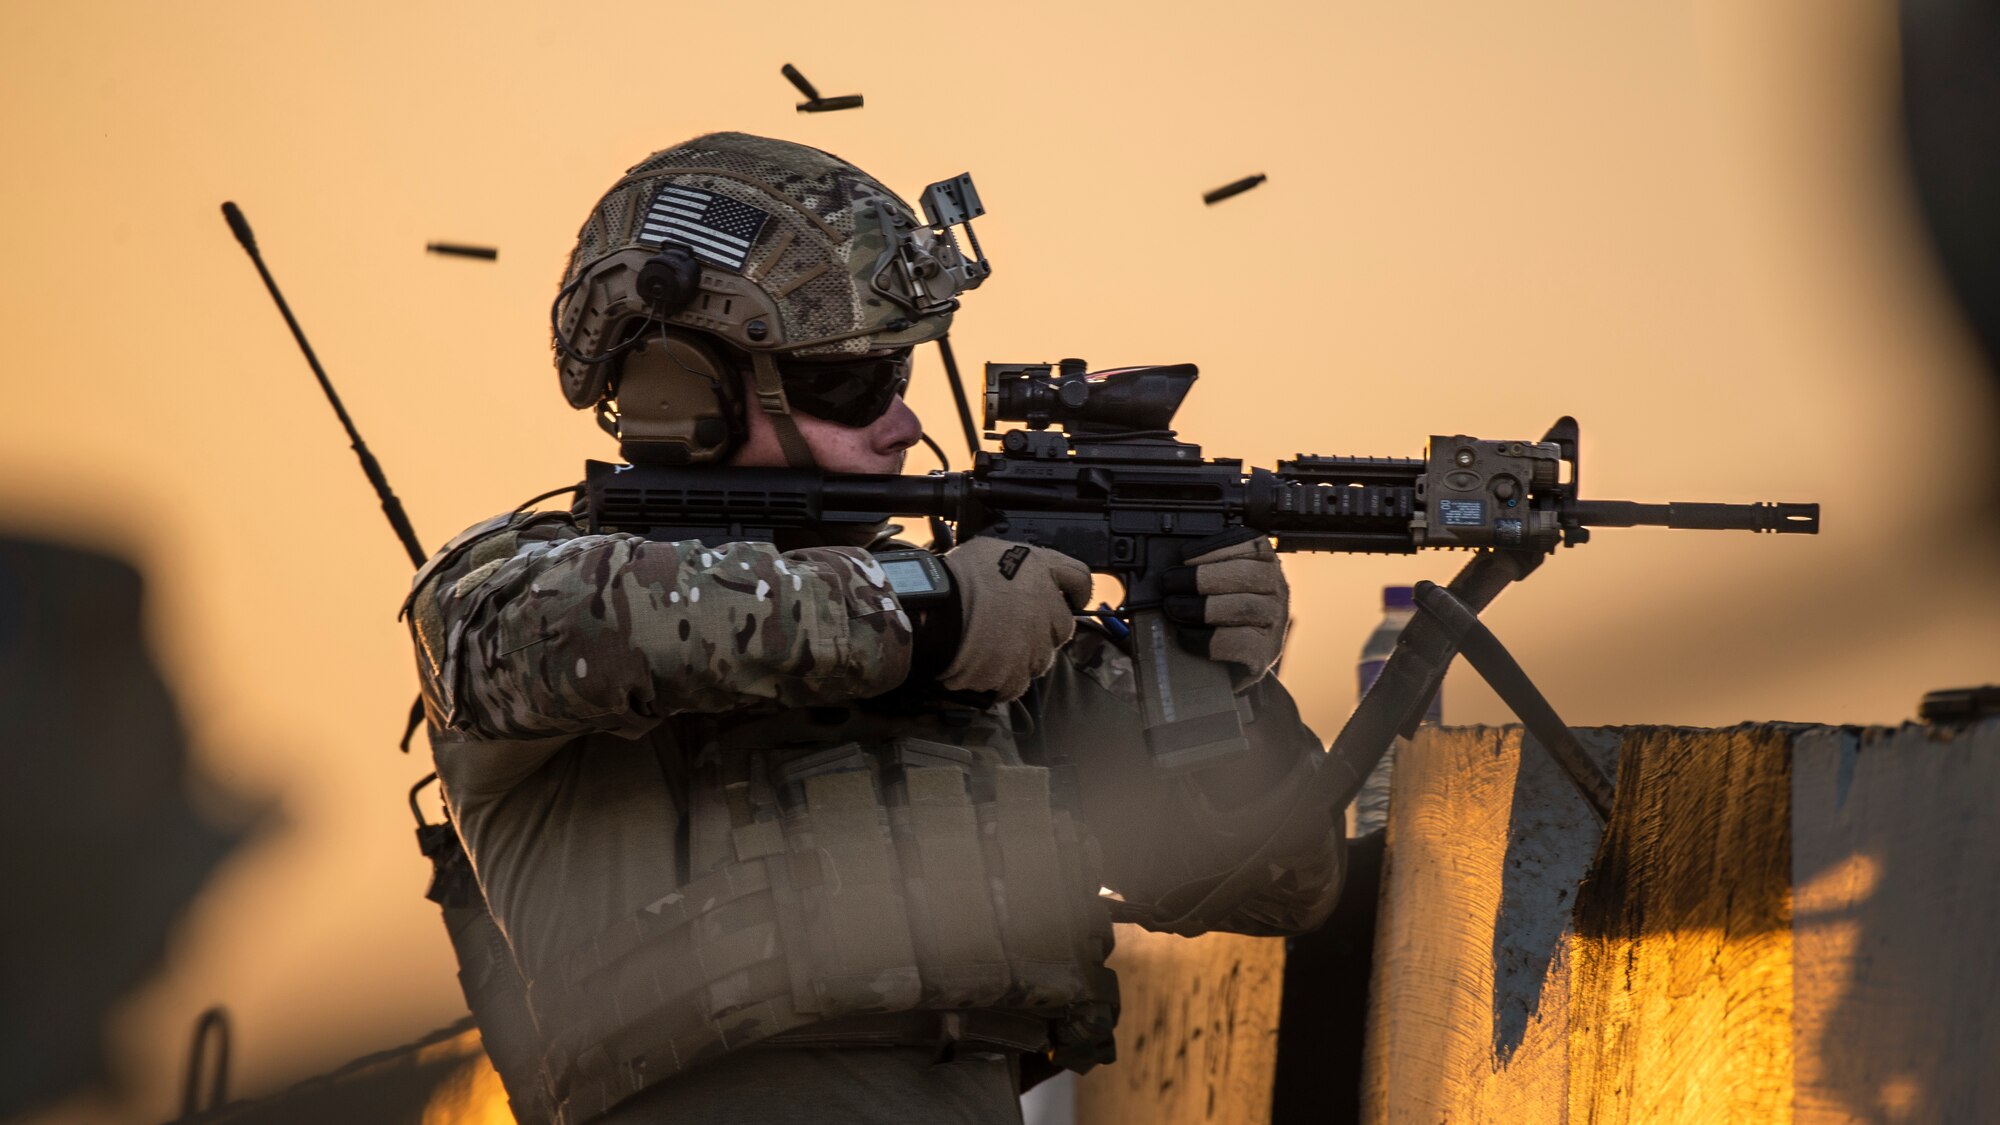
872;548;951;607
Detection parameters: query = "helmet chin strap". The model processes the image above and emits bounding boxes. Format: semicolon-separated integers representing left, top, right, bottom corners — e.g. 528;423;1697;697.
748;350;818;470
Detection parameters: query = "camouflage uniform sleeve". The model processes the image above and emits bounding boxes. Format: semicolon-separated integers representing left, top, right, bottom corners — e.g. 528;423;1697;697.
406;512;913;741
1042;627;1345;937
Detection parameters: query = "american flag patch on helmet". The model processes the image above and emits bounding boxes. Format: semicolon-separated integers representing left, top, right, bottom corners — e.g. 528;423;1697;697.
639;186;771;271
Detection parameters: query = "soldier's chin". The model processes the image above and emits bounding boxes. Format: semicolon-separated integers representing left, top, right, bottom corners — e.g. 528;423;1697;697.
821;449;905;476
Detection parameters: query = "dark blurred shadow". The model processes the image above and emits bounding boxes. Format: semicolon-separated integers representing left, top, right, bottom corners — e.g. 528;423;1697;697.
0;536;250;1118
1271;830;1381;1125
1900;0;2000;518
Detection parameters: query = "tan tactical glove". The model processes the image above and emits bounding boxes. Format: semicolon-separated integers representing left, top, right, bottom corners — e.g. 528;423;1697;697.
1162;531;1290;687
928;537;1092;700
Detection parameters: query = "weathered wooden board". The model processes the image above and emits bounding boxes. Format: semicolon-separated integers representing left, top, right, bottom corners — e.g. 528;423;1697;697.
1362;725;1621;1124
1362;720;2000;1125
1789;724;2000;1124
1566;726;1795;1125
1076;925;1288;1125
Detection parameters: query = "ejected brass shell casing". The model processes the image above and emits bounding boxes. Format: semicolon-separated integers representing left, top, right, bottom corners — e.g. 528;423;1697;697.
781;62;821;100
782;63;862;113
798;95;864;113
426;243;498;260
1203;174;1268;205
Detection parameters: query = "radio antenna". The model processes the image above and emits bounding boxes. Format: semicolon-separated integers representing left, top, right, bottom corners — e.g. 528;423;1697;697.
935;335;982;461
221;201;426;567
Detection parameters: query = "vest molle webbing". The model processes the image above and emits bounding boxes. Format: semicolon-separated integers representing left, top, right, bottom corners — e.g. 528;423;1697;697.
526;737;1114;1123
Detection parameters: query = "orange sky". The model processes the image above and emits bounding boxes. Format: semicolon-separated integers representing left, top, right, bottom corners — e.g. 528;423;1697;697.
4;2;1996;1120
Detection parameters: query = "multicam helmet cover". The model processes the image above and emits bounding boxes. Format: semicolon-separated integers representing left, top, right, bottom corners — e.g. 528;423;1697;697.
554;132;990;409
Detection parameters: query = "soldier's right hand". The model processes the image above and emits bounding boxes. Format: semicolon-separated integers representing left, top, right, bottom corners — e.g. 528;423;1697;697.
920;538;1092;701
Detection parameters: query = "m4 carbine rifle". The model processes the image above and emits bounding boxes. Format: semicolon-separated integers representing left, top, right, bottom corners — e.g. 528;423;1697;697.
584;359;1819;828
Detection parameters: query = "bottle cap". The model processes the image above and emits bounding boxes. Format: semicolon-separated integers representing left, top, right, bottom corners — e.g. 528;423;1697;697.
1383;585;1415;609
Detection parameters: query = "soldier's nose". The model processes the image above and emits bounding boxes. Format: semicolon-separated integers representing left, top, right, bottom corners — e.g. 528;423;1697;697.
876;397;922;454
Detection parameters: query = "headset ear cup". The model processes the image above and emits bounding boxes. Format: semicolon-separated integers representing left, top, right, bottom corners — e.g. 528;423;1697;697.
610;330;746;464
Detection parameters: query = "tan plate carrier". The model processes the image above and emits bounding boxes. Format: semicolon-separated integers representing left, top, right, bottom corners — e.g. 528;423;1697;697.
526;737;1116;1123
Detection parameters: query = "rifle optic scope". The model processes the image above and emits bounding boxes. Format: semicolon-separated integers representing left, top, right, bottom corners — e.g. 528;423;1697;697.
984;360;1196;433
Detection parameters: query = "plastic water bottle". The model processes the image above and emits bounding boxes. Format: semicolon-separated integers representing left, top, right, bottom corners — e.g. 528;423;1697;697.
1350;586;1440;835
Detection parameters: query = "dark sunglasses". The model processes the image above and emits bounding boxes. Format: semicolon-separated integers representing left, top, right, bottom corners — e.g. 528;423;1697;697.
776;349;914;427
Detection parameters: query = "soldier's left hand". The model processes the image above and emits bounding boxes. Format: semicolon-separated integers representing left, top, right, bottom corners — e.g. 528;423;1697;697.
1161;530;1289;685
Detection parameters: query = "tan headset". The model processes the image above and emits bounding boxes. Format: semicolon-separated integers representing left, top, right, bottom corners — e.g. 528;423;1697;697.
607;327;747;464
565;244;817;467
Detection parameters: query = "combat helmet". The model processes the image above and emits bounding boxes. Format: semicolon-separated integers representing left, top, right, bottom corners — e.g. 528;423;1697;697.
552;132;990;466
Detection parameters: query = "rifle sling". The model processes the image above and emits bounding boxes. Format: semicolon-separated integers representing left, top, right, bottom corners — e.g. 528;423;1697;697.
1142;549;1545;936
1409;582;1615;823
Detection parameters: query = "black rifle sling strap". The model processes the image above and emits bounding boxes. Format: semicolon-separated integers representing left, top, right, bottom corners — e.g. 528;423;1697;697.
1131;549;1548;936
1409;582;1615;823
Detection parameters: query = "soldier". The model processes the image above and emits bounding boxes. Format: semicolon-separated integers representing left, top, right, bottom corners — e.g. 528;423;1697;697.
405;133;1343;1124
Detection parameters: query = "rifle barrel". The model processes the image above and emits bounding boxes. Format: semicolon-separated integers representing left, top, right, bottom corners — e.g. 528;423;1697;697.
1569;500;1819;534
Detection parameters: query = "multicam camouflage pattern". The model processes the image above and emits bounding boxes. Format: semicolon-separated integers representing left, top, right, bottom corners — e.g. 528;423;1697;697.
561;132;954;364
407;510;912;741
407;512;1339;1123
